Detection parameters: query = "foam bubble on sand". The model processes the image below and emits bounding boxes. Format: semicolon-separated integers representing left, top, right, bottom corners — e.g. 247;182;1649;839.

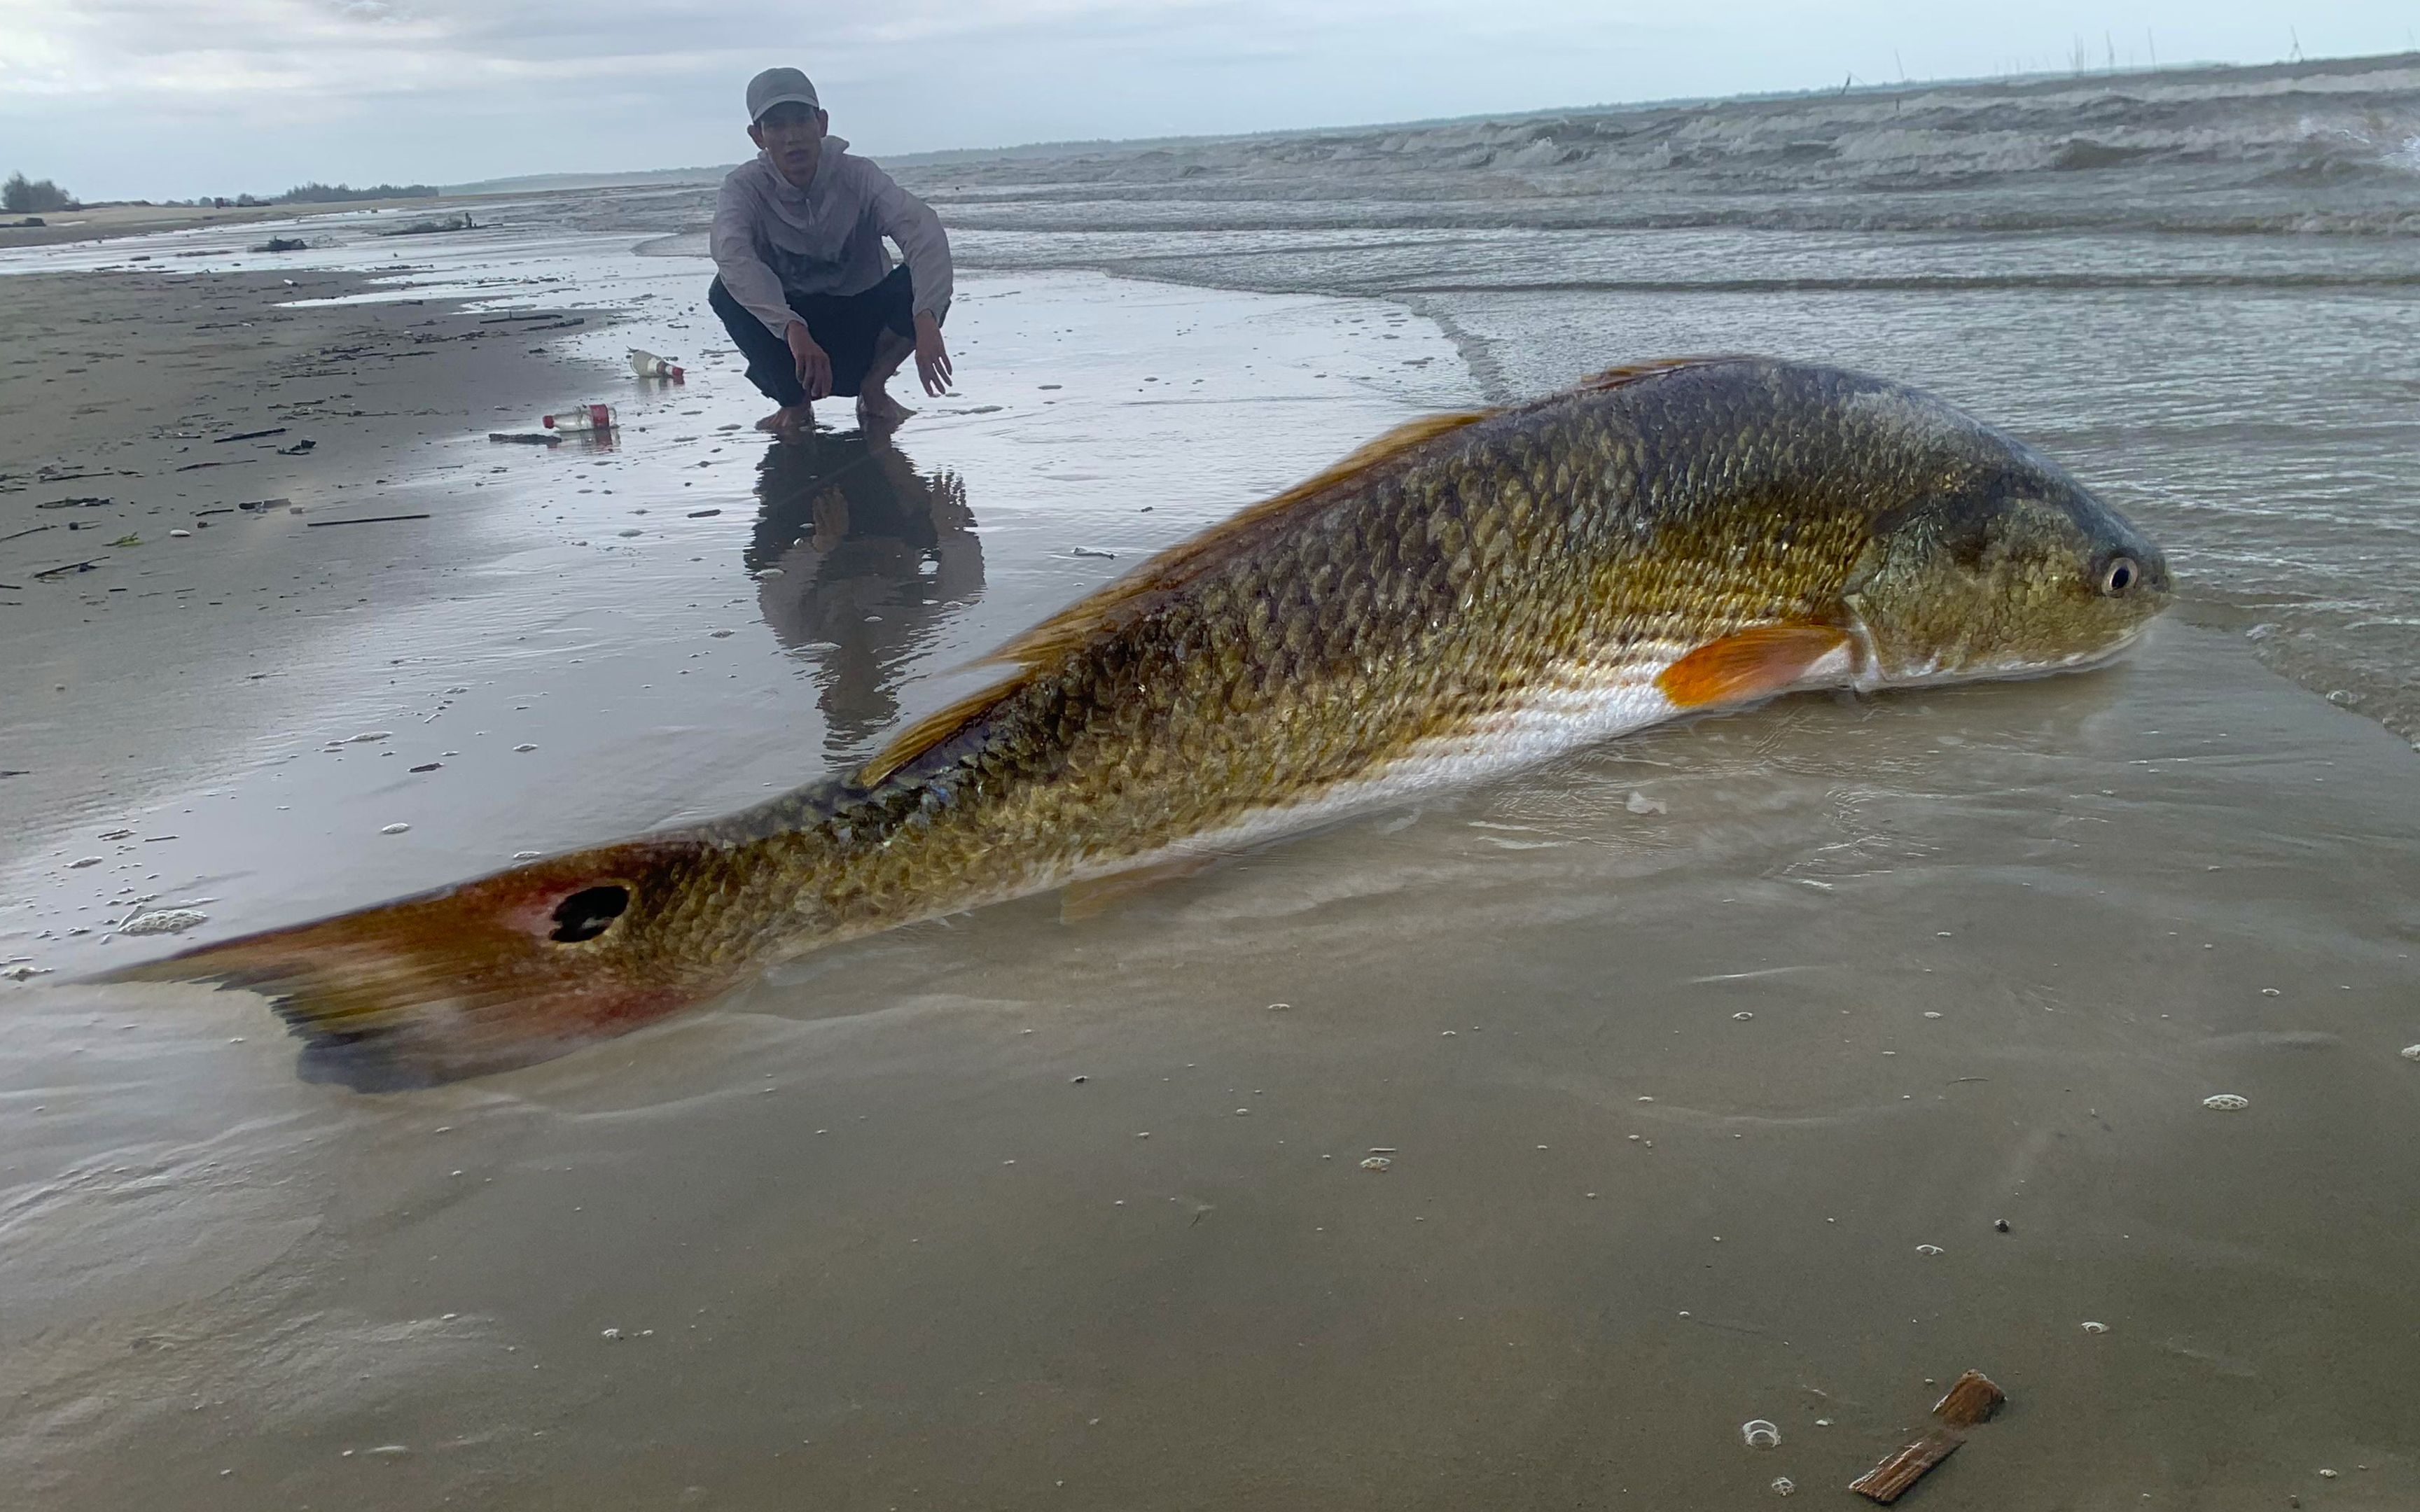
118;909;207;935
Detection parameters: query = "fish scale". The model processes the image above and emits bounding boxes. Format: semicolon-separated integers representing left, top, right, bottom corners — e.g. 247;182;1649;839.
706;367;1977;922
98;356;2171;1086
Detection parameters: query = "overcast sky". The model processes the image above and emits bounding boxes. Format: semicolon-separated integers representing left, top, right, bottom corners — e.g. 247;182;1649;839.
5;1;2416;200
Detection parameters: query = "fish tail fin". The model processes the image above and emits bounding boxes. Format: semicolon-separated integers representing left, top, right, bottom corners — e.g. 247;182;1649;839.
90;836;743;1088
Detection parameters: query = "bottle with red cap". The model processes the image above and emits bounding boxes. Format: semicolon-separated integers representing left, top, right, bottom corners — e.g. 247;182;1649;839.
542;402;616;432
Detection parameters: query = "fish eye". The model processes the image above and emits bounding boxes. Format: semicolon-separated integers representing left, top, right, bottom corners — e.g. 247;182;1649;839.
550;884;631;943
2096;556;2139;597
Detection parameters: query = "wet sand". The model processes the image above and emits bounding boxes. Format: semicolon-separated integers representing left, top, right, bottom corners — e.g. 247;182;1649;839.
0;265;616;839
0;195;489;253
3;232;2417;1509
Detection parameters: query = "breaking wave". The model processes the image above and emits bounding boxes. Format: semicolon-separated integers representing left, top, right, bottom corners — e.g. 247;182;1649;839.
893;54;2420;240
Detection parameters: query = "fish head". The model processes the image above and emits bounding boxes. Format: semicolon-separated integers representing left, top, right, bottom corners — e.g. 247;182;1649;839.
1842;450;2171;689
95;836;754;1088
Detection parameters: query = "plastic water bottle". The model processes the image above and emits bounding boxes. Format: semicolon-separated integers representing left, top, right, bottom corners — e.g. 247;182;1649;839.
542;402;616;431
627;349;686;382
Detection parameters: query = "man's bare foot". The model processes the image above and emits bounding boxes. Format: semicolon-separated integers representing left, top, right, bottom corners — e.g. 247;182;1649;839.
756;402;814;438
856;385;915;430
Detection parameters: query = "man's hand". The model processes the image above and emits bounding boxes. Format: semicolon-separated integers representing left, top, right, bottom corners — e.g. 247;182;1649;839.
912;312;952;397
786;321;832;402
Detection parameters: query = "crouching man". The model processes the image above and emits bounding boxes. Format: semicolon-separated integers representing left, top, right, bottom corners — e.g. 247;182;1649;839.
710;66;954;436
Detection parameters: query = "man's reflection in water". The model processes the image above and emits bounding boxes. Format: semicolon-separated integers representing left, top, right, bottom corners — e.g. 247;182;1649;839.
747;432;985;762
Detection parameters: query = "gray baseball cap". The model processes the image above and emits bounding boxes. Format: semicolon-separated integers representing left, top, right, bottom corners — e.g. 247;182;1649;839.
746;67;820;123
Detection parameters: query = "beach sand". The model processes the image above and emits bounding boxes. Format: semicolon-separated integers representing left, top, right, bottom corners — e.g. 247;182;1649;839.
0;195;491;253
2;221;2416;1509
0;265;615;834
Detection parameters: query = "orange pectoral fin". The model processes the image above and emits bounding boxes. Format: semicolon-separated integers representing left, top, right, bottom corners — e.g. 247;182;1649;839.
1655;624;1852;710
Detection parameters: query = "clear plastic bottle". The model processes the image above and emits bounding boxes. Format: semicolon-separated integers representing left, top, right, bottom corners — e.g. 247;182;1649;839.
542;402;616;431
627;349;686;382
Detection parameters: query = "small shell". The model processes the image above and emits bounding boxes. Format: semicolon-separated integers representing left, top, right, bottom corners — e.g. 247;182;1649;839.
2081;1320;2110;1334
1359;1156;1391;1172
1771;1478;1796;1497
1741;1420;1781;1450
2202;1093;2249;1111
2400;1044;2419;1061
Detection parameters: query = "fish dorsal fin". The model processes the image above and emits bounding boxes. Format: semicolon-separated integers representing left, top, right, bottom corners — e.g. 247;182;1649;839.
1574;355;1745;393
852;407;1496;790
988;407;1498;666
851;676;1027;789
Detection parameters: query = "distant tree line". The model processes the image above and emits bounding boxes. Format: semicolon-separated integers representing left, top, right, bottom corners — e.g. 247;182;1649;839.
4;172;76;213
4;173;438;215
165;183;439;207
274;182;439;203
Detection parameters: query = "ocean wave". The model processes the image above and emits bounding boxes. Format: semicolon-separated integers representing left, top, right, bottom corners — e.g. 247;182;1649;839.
2298;111;2420;174
939;204;2420;238
900;55;2420;217
1379;272;2420;295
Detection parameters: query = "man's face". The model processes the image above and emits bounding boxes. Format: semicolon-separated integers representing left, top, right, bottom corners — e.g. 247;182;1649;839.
749;104;828;188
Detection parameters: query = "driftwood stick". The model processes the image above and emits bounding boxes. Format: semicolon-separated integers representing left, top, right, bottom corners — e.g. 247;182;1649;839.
1851;1369;2007;1504
1850;1427;1964;1503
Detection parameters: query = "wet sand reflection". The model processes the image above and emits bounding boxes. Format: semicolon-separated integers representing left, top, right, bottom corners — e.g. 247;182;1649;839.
746;432;985;762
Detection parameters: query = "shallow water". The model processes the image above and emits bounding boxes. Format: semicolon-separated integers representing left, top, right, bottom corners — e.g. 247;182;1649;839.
889;55;2420;750
5;65;2420;1508
478;54;2420;746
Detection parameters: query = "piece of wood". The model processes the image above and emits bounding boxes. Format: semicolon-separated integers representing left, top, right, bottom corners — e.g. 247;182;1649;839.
1851;1427;1965;1504
1851;1368;2008;1504
1931;1369;2005;1428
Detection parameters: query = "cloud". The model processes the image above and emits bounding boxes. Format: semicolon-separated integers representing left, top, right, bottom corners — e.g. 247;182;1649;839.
5;1;2419;198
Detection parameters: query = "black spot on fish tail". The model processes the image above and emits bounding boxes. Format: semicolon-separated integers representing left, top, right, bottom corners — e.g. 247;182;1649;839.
293;1032;447;1093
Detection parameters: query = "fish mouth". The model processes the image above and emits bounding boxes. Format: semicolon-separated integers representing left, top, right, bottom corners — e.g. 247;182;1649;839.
1854;618;2157;692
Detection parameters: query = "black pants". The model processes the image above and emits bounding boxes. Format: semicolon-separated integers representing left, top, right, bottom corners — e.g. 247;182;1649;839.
710;265;918;405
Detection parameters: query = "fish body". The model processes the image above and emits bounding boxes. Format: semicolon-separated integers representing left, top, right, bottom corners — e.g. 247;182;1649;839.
100;357;2171;1084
